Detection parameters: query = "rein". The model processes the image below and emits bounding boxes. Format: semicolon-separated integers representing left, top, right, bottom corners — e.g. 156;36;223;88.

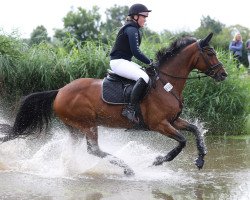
159;70;207;80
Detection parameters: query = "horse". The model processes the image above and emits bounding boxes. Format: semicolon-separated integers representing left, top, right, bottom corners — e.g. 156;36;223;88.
0;33;227;175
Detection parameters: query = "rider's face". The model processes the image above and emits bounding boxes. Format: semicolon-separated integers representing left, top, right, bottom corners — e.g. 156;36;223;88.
137;14;148;28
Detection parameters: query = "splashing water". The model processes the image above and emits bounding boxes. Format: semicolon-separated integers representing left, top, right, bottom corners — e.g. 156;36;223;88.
0;125;194;183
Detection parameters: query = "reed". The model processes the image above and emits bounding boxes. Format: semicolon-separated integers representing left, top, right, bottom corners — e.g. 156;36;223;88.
0;38;110;97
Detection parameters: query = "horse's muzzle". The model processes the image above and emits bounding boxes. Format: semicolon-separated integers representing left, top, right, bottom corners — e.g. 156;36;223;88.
215;71;228;81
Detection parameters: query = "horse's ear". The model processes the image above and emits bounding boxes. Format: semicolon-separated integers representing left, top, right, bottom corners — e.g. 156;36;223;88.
199;32;213;47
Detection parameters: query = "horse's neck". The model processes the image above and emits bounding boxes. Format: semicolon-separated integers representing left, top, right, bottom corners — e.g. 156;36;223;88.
160;48;196;95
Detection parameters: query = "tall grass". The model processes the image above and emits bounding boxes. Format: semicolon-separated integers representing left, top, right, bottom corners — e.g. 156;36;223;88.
0;36;110;98
0;34;249;134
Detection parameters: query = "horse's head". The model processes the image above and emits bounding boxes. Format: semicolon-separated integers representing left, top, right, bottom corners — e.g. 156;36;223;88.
195;33;227;81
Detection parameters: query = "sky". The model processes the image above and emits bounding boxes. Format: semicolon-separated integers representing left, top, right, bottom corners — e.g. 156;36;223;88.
0;0;249;38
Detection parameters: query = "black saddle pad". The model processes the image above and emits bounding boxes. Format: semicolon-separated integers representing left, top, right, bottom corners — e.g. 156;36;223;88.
102;73;135;104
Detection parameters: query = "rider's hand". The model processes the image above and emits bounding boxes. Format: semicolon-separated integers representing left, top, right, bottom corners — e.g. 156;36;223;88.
149;59;154;67
149;59;158;68
146;59;158;77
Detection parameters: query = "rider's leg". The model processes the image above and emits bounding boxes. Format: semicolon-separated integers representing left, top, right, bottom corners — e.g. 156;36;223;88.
110;59;149;123
122;78;148;123
110;59;149;82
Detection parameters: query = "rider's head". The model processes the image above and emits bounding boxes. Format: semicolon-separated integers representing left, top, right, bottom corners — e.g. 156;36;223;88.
127;4;151;27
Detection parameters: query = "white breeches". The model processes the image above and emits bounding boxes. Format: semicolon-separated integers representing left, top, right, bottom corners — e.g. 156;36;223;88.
110;59;149;83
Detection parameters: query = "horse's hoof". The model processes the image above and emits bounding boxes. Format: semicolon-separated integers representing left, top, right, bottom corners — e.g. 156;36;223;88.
124;168;135;176
195;157;205;170
153;156;165;166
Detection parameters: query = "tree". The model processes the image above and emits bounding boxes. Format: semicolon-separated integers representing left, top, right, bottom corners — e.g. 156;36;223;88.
100;5;161;44
29;25;50;45
200;15;225;34
54;6;101;42
100;4;129;42
194;15;225;39
227;24;250;40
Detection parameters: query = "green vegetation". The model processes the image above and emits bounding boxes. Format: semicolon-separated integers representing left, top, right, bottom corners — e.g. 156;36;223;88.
0;5;249;135
0;36;110;97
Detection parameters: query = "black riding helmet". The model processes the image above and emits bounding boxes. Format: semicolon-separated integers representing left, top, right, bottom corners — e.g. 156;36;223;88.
128;4;151;17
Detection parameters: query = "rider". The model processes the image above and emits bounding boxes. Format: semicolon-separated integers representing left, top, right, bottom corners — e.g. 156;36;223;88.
109;3;152;124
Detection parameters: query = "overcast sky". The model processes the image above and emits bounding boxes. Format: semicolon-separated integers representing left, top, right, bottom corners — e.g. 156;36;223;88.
0;0;249;38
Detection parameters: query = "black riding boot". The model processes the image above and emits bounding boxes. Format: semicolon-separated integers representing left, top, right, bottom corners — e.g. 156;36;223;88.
122;78;148;123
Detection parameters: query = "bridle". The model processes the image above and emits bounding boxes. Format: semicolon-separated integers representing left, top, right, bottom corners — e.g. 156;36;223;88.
157;41;223;80
196;42;223;78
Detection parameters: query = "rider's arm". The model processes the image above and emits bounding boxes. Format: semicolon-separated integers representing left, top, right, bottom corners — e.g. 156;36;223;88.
125;26;151;64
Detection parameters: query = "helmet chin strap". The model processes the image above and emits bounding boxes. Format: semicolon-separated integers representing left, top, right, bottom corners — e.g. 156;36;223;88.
132;15;141;27
132;15;138;21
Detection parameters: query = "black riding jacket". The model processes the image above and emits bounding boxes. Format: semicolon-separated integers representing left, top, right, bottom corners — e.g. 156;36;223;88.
110;21;151;64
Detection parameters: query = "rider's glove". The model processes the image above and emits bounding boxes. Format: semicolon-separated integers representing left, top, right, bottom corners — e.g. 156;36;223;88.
149;59;158;68
149;59;154;67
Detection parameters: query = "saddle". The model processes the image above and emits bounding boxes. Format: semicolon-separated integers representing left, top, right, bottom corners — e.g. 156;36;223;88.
101;66;158;130
102;66;157;104
102;71;135;104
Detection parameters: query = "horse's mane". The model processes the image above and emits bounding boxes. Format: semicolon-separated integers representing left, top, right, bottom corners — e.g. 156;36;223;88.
156;36;197;66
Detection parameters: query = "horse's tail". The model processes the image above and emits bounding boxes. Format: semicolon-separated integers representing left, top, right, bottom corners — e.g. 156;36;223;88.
0;90;59;143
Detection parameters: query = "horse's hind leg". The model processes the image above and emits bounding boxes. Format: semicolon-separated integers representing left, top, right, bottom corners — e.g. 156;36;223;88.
85;126;134;176
173;118;207;169
65;125;85;142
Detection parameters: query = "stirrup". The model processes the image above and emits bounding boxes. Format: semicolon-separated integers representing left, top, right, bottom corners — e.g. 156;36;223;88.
122;106;139;124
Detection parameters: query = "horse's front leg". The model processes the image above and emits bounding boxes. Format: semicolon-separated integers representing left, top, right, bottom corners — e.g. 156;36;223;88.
173;118;207;169
152;120;186;166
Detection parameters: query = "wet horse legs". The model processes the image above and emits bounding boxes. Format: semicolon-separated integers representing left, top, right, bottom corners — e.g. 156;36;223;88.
85;126;134;176
152;117;207;169
152;120;187;166
153;131;186;166
173;118;207;169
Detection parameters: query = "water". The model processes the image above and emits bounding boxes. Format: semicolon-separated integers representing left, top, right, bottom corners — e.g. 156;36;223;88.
0;124;249;200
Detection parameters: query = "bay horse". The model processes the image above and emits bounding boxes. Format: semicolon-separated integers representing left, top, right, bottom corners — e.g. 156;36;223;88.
0;33;227;175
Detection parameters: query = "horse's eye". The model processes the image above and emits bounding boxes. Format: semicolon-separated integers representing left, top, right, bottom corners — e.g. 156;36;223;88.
207;52;214;56
206;49;216;56
203;47;216;56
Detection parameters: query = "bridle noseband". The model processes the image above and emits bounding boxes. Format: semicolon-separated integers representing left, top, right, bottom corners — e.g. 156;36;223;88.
196;42;223;78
